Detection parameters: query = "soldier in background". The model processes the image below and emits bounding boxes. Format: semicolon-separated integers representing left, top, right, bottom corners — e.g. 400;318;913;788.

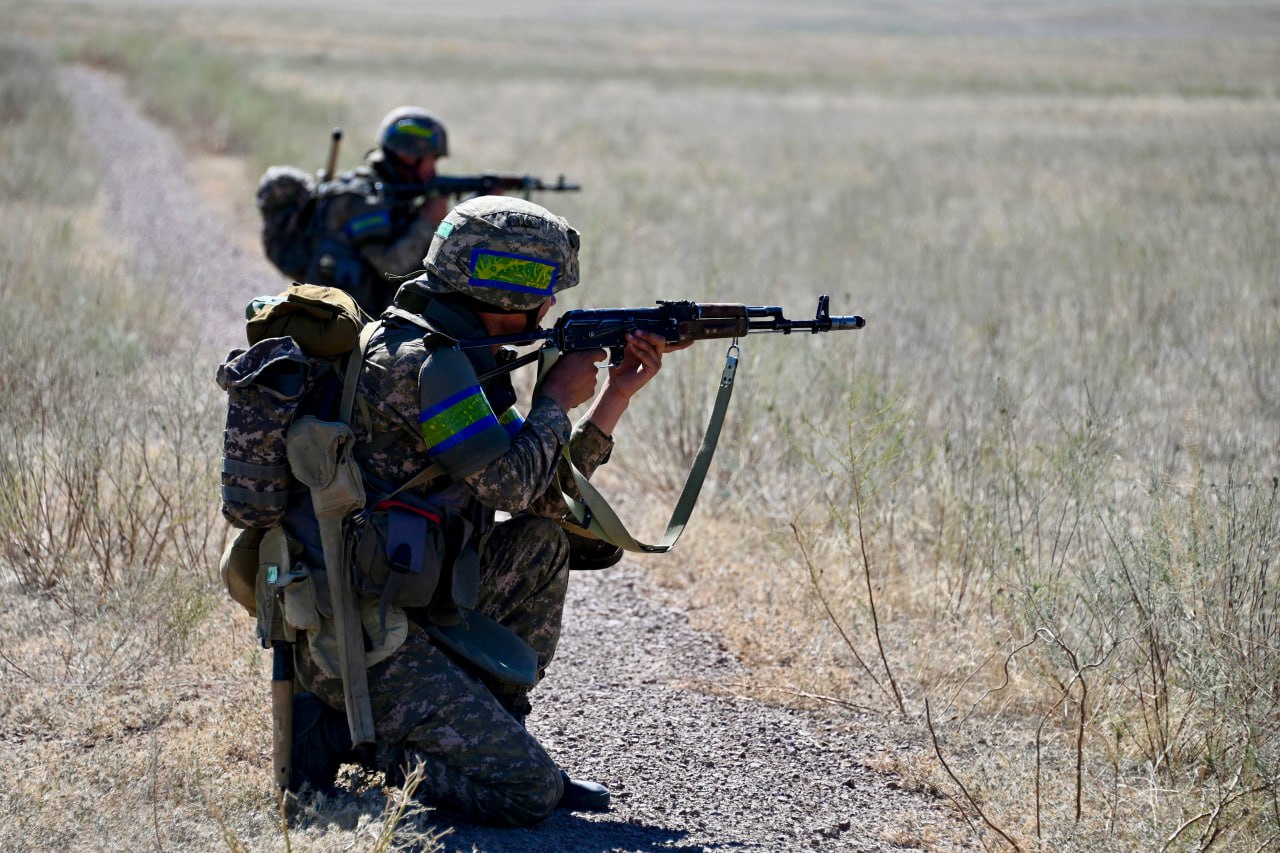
288;196;680;824
305;106;451;316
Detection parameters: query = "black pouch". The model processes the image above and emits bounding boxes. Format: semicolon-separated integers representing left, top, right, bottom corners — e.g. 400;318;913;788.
429;512;480;627
352;501;445;621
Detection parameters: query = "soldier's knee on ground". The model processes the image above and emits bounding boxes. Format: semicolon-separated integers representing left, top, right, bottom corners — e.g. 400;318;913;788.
395;746;563;827
487;760;564;826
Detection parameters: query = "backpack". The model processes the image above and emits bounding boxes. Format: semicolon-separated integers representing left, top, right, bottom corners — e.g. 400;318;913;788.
215;283;537;690
256;165;392;313
216;283;364;532
213;287;463;621
255;165;319;282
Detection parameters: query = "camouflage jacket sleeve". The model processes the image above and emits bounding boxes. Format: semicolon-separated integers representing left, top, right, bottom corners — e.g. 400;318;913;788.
461;395;574;513
522;419;615;519
362;326;611;516
360;214;436;277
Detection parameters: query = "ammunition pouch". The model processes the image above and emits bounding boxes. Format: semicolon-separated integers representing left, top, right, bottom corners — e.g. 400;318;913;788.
350;501;481;630
253;521;408;678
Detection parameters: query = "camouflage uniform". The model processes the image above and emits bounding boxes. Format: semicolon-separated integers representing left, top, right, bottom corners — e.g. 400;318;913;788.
294;198;612;824
306;107;450;317
304;154;438;317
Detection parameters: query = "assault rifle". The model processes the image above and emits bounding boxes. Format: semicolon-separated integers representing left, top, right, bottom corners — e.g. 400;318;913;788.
447;294;865;554
315;124;579;203
384;173;580;210
459;294;865;369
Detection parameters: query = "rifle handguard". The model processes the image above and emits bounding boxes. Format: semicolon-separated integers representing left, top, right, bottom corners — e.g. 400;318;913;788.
675;304;751;341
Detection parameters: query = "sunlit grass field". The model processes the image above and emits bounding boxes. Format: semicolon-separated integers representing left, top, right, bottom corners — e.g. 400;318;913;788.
2;1;1278;849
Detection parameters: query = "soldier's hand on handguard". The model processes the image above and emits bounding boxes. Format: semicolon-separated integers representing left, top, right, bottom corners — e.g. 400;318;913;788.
539;348;606;413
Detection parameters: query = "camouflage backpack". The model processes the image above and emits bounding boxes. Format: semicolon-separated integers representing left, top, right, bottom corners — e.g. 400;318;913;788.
216;284;367;532
215;283;461;622
214;283;535;691
255;165;319;282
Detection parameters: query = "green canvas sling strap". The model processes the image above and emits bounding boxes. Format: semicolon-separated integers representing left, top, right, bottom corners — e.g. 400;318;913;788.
282;321;440;748
549;344;740;554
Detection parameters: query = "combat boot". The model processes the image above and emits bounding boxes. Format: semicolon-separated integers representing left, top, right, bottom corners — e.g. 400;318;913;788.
565;529;623;571
557;770;611;811
289;692;359;793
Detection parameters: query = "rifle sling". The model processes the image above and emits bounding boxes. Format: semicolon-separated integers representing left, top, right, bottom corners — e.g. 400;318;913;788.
560;345;739;554
364;311;733;552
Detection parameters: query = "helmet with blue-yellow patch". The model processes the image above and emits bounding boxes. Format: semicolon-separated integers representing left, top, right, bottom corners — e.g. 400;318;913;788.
413;195;580;312
377;106;449;161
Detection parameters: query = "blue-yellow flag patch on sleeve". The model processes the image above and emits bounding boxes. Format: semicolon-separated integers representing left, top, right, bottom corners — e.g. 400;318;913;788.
419;386;500;454
497;406;524;440
417;346;511;478
345;209;391;242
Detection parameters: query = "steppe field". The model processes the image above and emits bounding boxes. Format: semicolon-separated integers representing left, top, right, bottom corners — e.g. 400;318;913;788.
1;1;1278;850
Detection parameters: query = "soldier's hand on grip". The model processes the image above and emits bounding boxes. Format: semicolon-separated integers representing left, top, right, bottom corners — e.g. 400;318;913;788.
540;349;606;412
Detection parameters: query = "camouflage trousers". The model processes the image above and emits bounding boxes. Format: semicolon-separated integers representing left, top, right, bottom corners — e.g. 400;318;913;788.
295;514;571;825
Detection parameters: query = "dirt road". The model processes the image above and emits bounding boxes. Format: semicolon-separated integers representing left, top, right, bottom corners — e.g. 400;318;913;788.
62;65;970;852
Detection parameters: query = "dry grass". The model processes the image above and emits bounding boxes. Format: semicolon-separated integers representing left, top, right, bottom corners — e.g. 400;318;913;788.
3;1;1279;850
0;38;448;852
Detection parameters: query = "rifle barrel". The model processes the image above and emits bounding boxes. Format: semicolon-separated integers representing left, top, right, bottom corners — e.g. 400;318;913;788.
827;315;867;331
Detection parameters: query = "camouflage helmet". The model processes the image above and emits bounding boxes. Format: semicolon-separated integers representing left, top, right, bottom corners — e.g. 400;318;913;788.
377;106;449;161
255;165;315;214
415;195;580;312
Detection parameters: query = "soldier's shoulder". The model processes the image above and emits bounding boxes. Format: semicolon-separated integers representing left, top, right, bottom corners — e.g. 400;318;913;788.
317;165;378;199
370;323;430;368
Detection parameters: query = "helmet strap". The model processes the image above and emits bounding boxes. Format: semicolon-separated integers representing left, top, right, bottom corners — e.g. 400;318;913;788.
435;290;524;316
522;307;542;333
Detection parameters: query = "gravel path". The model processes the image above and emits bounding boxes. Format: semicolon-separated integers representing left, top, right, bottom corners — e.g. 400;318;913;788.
61;66;280;356
61;65;971;853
